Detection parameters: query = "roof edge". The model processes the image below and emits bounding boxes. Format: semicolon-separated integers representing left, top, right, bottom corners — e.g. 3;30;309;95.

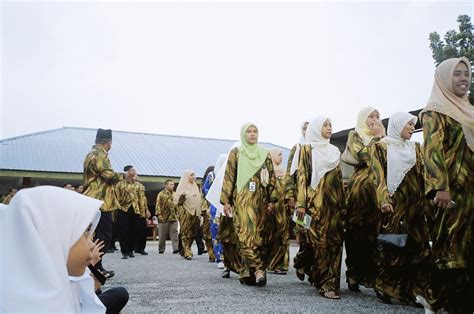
1;126;289;149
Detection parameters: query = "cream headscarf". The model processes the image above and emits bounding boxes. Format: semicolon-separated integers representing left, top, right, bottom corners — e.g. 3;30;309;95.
269;147;286;178
305;116;341;190
355;106;379;146
382;112;418;196
0;186;104;313
289;120;310;176
174;170;202;216
421;57;474;151
236;123;268;192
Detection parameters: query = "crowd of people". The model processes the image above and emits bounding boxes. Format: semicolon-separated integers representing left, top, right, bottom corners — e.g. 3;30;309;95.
0;57;472;313
171;57;473;314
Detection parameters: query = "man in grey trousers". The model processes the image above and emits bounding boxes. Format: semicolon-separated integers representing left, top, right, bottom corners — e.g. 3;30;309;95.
155;180;179;254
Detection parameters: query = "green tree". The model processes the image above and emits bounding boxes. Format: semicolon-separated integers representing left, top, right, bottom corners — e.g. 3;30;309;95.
429;15;474;104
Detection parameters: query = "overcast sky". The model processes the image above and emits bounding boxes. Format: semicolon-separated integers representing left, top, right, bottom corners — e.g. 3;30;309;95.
1;0;472;147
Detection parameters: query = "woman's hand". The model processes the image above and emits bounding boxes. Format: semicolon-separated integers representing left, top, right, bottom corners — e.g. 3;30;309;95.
267;202;276;214
371;121;385;138
434;191;452;209
296;207;306;220
90;239;105;266
381;203;394;213
287;198;295;209
224;203;232;217
178;194;186;205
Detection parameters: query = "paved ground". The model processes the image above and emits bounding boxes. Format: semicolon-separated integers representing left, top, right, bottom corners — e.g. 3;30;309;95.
101;241;422;313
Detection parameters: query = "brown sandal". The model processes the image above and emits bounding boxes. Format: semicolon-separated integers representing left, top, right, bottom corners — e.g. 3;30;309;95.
323;291;340;300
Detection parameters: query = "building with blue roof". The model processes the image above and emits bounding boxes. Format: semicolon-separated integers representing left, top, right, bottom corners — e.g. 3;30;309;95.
0;127;290;199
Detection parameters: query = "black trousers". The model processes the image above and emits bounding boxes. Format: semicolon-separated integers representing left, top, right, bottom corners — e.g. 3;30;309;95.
97;287;129;314
118;207;139;254
194;221;205;252
94;212;113;270
110;221;119;250
134;217;147;252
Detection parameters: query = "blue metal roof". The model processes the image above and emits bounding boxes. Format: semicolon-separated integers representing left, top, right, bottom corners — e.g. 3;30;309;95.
0;127;290;178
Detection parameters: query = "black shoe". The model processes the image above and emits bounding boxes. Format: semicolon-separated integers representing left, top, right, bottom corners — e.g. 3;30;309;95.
348;283;361;292
128;252;135;258
376;291;392;304
198;250;207;255
255;271;267;287
296;271;305;281
172;250;179;254
256;276;267;287
221;269;231;279
138;250;148;255
239;277;255;286
159;251;164;254
122;254;128;259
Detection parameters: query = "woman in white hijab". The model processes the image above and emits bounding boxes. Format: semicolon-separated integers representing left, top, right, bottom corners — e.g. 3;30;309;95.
285;120;310;204
285;120;314;283
370;112;433;308
0;186;106;313
295;116;344;300
174;170;202;260
344;106;385;292
421;57;474;314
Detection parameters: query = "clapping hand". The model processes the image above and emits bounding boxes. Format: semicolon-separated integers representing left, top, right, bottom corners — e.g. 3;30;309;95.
90;239;105;266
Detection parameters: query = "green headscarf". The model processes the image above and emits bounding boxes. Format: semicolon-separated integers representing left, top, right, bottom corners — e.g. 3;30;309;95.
236;123;269;192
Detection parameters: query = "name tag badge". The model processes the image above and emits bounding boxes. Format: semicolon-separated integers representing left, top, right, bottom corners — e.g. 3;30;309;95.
249;181;256;192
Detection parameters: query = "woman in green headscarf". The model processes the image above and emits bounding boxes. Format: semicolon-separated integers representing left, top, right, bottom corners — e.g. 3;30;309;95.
220;123;278;286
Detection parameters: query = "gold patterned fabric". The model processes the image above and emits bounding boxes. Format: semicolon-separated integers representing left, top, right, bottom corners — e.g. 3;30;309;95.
83;145;122;212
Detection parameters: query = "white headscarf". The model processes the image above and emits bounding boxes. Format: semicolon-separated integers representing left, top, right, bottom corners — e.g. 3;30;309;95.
215;153;228;174
205;142;240;217
305;116;341;190
355;106;378;146
0;186;104;313
205;154;228;217
289;120;310;175
381;112;418;196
